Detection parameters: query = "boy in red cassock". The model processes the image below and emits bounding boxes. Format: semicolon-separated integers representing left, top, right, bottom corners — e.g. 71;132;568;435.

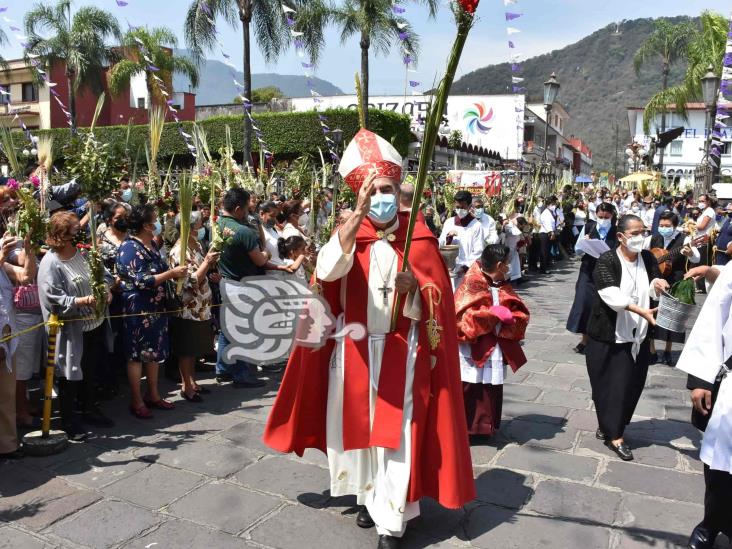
455;244;530;436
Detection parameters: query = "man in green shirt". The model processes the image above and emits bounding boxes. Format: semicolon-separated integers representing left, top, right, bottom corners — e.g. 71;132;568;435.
216;188;271;388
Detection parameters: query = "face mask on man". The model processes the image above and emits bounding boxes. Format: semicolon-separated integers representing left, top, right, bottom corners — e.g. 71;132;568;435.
623;234;645;253
368;193;397;224
455;208;469;219
658;226;674;238
197;227;206;241
121;188;133;203
152;220;162;237
631;206;639;213
473;208;484;218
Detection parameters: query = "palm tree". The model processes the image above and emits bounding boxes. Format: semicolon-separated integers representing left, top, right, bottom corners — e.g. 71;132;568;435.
328;0;439;129
185;0;328;164
0;27;9;71
24;0;121;132
634;18;693;171
108;26;199;119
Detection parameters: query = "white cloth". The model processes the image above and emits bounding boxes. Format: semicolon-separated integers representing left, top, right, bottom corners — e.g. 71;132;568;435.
676;263;732;473
316;220;422;536
539;208;558;234
282;223;307;241
503;222;523;281
697;207;717;236
439;217;485;289
263;225;284;267
573;210;587;228
642;207;656;229
588;202;597;222
477;214;499;245
597;249;660;358
459;286;507;385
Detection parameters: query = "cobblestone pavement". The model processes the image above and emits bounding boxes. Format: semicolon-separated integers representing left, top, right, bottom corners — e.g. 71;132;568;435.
1;259;729;549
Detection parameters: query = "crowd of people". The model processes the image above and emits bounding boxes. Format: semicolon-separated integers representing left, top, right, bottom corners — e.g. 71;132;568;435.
0;145;731;547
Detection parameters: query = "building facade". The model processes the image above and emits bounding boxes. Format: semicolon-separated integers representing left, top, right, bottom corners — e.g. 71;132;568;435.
627;104;732;187
0;54;196;131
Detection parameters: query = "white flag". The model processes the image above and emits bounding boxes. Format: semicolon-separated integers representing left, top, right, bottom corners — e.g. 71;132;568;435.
507;27;521;35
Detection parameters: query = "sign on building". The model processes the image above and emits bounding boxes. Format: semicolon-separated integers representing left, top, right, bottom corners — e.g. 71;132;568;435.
290;94;526;161
448;170;503;197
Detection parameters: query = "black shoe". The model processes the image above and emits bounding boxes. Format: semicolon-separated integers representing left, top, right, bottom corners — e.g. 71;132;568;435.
574;343;586;355
595;428;606;440
356;506;375;529
662;351;674;366
180;390;203;403
688;522;717;549
605;440;633;461
216;374;233;384
63;423;89;442
648;352;659;365
377;535;401;549
82;408;115;428
232;379;267;388
259;363;284;374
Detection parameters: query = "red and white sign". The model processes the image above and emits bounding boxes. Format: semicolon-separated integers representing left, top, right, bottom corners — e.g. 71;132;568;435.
448;170;503;197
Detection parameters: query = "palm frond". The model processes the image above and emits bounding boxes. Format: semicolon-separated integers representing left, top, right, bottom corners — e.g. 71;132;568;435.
184;0;238;63
642;86;692;134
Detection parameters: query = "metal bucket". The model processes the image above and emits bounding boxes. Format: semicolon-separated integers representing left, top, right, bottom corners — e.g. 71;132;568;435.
656;291;696;333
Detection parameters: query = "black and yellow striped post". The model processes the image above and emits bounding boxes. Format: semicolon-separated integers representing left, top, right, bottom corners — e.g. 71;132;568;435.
23;313;68;455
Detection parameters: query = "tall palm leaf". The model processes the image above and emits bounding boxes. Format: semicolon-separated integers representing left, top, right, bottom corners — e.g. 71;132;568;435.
108;26;199;119
24;0;121;132
0;27;9;72
641;12;728;159
184;0;328;164
634;18;693;170
328;0;439;129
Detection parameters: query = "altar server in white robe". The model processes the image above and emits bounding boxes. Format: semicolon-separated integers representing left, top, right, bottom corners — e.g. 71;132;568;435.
676;262;732;548
439;190;485;290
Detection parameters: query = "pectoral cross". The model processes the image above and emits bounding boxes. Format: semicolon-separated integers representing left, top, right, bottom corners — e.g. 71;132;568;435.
378;285;393;306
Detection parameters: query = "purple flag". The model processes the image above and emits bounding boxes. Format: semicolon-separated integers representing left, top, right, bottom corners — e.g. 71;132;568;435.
508;41;515;48
391;6;405;14
200;2;212;16
294;38;304;49
512;85;526;93
724;53;732;66
511;63;521;72
116;0;128;6
0;8;7;13
50;89;59;97
147;65;160;72
409;80;420;87
318;115;327;121
286;15;295;27
399;32;408;41
403;54;413;65
505;12;522;21
302;62;314;68
10;25;20;31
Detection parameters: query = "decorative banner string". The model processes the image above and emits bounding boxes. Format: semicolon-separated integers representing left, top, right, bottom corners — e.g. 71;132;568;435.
199;1;273;162
0;5;49;146
282;3;339;162
503;0;525;165
709;12;732;169
112;0;198;156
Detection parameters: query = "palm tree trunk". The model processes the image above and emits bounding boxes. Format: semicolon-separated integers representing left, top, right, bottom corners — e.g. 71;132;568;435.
241;19;253;167
657;65;669;173
360;32;370;129
67;72;77;134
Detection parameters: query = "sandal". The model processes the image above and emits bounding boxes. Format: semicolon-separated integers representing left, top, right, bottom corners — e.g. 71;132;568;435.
193;386;211;395
180;390;203;403
129;404;153;419
143;397;175;410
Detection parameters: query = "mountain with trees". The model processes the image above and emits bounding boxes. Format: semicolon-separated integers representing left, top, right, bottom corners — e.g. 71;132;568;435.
451;16;698;173
171;51;344;103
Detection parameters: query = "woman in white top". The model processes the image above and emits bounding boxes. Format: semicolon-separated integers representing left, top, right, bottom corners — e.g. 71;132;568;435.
572;199;587;240
280;200;308;241
584;214;669;461
696;194;718;237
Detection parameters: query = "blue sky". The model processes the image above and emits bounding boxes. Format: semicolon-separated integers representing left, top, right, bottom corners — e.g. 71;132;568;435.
1;0;730;95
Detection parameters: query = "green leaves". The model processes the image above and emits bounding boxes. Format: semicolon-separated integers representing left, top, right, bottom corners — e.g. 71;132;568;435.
32;108;411;162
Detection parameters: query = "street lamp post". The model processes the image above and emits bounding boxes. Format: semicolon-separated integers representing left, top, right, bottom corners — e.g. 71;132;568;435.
538;73;560;195
697;64;720;193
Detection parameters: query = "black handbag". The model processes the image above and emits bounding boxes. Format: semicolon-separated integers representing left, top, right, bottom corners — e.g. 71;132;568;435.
163;281;184;313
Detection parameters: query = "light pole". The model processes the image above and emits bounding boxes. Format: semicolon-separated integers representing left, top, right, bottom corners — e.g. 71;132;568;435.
700;64;720;193
539;73;560;194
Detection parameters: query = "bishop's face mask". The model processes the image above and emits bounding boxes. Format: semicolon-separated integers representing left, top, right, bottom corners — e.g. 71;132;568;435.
368;193;397;224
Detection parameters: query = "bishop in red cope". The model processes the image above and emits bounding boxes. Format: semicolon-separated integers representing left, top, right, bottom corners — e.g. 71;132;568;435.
264;128;475;549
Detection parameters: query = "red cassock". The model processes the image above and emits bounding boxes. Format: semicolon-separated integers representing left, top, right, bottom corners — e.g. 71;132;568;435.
454;261;530;372
263;211;476;510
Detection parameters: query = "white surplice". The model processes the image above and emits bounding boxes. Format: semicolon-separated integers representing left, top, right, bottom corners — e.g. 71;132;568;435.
676;263;732;474
316;219;422;537
459;286;506;385
502;222;524;281
438;216;485;291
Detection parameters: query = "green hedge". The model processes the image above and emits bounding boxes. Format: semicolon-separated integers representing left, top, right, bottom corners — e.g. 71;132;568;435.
29;108;411;162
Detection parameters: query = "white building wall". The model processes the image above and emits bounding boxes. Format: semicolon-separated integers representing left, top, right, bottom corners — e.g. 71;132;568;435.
629;107;732;186
129;72;148;109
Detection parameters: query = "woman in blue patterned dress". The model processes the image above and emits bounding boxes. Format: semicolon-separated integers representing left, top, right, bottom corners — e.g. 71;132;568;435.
116;205;188;419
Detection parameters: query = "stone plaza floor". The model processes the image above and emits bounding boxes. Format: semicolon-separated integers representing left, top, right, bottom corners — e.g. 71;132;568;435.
1;258;729;548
